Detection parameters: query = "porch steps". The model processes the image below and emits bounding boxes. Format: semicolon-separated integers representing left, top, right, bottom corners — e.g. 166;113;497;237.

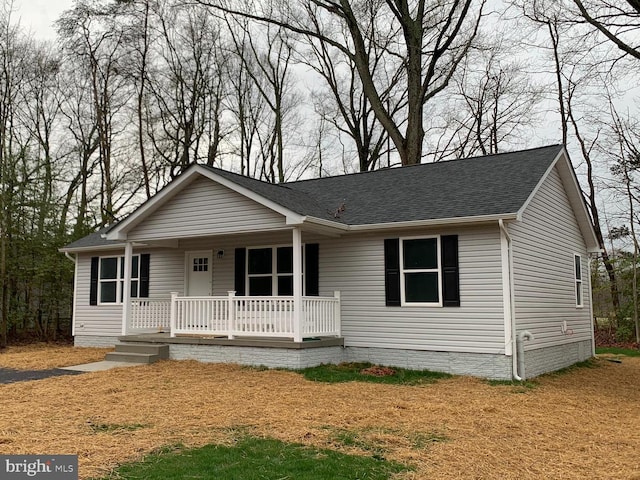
105;343;170;364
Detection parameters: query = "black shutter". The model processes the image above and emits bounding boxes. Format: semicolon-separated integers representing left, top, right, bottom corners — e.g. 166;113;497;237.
441;235;460;307
234;248;246;296
305;243;319;296
139;253;150;298
384;238;401;306
90;257;99;305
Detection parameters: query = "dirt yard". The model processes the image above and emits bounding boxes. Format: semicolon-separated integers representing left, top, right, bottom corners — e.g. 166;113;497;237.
0;345;638;479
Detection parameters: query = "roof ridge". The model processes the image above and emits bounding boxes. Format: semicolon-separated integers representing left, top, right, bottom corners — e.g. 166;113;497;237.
200;164;299;191
284;144;564;186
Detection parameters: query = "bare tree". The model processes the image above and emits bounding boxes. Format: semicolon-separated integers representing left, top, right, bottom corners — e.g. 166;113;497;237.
571;0;640;61
58;0;134;225
225;17;301;182
223;22;267;177
58;67;101;236
516;0;623;319
196;0;486;166
145;2;225;178
117;0;155;198
298;13;394;172
607;104;640;343
0;0;27;346
432;35;544;159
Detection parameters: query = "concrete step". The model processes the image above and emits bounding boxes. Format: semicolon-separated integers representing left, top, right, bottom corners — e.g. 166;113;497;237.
114;343;169;358
105;351;161;364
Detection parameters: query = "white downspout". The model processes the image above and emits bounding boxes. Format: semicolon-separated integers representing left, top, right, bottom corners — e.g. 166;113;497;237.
499;219;521;380
517;330;535;380
587;257;596;356
64;252;78;337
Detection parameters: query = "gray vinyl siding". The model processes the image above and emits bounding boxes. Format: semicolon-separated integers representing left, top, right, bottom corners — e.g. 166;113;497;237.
509;165;592;350
73;252;123;337
126;176;287;241
73;228;506;353
179;231;296;296
73;248;185;336
318;226;506;354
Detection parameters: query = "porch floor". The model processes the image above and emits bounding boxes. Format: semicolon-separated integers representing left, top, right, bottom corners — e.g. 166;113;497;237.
119;333;344;350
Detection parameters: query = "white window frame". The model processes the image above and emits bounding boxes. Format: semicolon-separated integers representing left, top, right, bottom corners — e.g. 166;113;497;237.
399;236;442;307
574;253;583;308
246;244;305;296
98;255;140;305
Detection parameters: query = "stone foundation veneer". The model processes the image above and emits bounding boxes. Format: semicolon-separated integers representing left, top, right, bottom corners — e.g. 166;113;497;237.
73;335;593;379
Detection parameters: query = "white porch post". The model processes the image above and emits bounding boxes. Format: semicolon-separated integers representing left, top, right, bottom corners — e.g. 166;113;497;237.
292;227;303;342
170;292;178;338
121;241;133;335
227;290;236;339
334;291;341;337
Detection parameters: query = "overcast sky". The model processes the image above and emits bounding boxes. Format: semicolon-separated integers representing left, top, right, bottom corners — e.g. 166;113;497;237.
13;0;74;40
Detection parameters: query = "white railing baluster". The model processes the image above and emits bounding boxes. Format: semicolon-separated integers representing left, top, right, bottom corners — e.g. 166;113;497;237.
130;293;340;340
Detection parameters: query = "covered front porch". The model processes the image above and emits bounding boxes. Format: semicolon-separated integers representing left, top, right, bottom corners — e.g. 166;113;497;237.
114;220;344;342
127;291;341;342
101;166;348;343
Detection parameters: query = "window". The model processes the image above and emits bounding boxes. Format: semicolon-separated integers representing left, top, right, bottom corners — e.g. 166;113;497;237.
574;254;583;307
98;255;140;304
385;236;459;307
246;246;300;296
193;257;209;272
400;237;441;305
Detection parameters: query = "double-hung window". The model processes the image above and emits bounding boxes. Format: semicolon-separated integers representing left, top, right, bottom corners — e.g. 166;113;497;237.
247;246;298;296
574;254;583;308
384;235;459;307
400;237;442;306
98;255;140;304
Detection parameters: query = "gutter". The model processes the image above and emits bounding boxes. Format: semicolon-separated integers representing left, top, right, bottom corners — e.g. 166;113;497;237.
299;212;519;235
498;219;521;380
64;252;76;263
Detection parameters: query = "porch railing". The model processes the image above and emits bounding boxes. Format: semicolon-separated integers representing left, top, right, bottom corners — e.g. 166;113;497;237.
130;298;172;332
129;291;341;341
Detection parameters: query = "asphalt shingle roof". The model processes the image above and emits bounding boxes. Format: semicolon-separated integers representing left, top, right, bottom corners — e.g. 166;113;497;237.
63;227;122;250
206;144;563;225
63;145;564;249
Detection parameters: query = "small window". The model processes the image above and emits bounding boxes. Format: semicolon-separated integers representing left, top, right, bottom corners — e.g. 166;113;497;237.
193;257;209;272
400;237;441;305
98;255;140;304
574;254;583;307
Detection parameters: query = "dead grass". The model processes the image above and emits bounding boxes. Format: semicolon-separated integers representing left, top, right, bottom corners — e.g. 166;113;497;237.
0;343;112;370
0;346;639;479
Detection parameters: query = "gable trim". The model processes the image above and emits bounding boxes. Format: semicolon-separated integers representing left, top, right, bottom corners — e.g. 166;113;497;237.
516;149;563;221
105;166;305;241
516;148;600;253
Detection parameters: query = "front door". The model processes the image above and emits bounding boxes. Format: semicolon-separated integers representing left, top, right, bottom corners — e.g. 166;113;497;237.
186;251;212;296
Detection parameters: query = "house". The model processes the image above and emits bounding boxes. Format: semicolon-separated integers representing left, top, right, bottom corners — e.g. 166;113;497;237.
61;145;599;379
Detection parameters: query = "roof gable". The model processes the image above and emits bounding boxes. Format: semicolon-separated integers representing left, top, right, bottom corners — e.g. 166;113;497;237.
63;144;599;251
104;166;307;241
